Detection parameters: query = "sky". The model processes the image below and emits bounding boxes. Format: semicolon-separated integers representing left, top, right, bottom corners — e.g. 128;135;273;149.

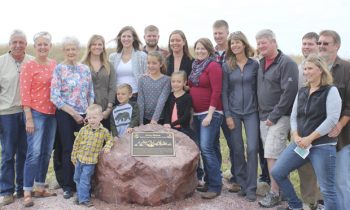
2;0;350;58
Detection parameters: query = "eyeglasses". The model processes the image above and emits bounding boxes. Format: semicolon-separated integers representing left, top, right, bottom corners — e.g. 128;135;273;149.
317;41;332;46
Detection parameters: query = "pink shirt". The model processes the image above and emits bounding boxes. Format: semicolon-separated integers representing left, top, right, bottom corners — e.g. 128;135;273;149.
20;59;57;114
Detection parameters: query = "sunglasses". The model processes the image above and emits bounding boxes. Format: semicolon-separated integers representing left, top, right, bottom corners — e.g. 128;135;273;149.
317;41;332;46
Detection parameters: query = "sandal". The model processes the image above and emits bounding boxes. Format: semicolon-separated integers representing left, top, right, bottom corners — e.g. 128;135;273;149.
33;189;57;198
23;195;34;208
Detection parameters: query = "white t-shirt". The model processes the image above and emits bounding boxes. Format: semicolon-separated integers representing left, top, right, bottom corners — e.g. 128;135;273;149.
116;60;138;93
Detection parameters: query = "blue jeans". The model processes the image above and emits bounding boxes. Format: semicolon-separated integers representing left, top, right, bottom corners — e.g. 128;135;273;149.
0;113;27;195
23;110;56;191
216;118;235;182
193;112;223;193
272;143;339;209
74;161;95;203
336;144;350;210
230;112;259;194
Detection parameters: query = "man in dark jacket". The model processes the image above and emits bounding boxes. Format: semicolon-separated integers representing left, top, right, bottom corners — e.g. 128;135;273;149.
255;29;299;208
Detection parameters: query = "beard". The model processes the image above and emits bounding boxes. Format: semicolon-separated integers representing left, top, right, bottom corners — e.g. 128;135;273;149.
146;40;158;48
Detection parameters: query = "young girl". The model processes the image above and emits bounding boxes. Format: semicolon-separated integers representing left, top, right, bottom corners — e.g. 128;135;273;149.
110;84;139;138
137;51;171;125
164;71;194;139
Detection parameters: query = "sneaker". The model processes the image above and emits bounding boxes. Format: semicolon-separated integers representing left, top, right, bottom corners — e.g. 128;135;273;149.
228;183;241;193
245;193;256;202
0;195;14;207
256;181;270;196
63;191;73;199
80;201;94;207
258;191;280;208
201;191;220;199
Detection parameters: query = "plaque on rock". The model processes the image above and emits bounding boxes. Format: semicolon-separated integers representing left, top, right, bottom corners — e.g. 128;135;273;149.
131;132;175;156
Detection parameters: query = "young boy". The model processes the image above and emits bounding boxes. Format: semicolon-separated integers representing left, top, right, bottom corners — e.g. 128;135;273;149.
110;84;139;139
71;104;113;207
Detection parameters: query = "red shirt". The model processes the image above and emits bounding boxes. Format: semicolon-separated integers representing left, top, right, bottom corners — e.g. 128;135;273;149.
189;61;223;113
20;59;57;114
264;57;275;70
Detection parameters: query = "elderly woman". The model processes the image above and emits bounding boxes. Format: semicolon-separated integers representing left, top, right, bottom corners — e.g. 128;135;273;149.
166;30;193;77
222;31;259;202
271;54;341;210
189;38;223;199
109;26;147;100
50;37;94;199
20;31;57;207
82;34;116;130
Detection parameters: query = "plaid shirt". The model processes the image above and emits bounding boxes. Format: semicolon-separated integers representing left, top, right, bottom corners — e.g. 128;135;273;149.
71;124;113;164
214;50;226;66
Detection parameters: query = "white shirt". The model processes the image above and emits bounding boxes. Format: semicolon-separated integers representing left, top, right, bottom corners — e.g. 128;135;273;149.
116;60;138;93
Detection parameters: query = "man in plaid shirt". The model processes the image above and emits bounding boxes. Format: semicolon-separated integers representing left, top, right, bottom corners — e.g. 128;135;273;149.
71;104;114;207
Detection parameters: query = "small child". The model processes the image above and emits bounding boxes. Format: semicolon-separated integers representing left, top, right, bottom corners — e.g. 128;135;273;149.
164;71;195;140
110;84;139;139
71;104;113;207
138;51;171;125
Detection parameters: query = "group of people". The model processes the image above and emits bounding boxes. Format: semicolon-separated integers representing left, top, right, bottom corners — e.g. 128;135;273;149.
0;20;349;210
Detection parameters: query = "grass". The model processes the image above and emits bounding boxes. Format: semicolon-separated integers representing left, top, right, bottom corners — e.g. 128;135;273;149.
218;129;301;197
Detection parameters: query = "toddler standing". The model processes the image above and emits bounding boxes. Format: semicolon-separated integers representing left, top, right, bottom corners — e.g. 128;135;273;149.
71;104;113;207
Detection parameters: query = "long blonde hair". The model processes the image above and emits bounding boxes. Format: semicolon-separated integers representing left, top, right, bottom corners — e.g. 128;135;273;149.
304;54;333;87
82;34;110;74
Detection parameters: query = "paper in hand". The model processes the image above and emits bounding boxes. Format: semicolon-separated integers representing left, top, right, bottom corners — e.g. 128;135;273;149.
294;144;312;159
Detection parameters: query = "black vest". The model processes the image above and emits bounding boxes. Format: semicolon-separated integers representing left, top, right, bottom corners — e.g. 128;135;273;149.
297;85;337;146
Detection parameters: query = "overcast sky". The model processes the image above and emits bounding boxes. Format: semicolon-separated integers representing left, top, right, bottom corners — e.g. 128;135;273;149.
2;0;349;58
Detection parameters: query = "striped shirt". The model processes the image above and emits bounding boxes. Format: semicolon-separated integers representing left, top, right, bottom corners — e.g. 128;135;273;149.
71;124;113;164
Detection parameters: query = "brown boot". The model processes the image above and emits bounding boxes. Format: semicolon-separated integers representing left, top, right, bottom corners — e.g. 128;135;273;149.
201;191;220;199
23;193;34;208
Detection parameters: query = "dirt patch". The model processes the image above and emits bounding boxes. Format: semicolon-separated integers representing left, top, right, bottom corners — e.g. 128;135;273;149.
2;180;285;210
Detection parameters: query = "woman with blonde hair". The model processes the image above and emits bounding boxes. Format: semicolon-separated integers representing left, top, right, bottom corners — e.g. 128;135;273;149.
20;31;57;207
271;54;341;210
222;31;259;202
82;35;116;129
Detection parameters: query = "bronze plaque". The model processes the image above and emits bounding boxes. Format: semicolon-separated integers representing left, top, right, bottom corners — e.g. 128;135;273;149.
131;132;175;156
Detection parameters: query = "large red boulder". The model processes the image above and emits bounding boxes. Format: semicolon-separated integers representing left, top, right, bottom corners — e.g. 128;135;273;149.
94;124;199;206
